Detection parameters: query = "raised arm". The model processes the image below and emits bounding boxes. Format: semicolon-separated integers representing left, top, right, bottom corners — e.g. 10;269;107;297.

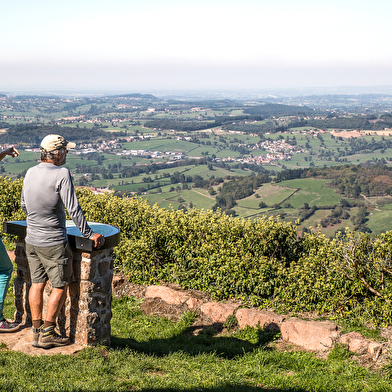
0;146;20;162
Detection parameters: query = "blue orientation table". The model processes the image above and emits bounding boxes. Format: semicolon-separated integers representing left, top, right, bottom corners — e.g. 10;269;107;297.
3;220;120;252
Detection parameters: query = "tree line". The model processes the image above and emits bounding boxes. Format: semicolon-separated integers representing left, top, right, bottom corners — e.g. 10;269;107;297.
0;124;126;144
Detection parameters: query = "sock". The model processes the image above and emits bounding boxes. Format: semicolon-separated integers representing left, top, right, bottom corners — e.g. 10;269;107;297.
43;320;56;329
32;319;43;329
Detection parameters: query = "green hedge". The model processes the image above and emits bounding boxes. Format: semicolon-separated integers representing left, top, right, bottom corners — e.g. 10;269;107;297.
2;177;392;326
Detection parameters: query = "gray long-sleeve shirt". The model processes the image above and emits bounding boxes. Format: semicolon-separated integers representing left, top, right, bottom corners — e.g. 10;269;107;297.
21;162;93;247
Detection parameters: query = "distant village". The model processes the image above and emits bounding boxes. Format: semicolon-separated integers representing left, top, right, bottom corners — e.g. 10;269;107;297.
23;134;186;161
20;128;329;166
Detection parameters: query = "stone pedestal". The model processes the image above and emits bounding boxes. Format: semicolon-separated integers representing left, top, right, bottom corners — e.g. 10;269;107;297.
13;237;114;346
14;237;32;327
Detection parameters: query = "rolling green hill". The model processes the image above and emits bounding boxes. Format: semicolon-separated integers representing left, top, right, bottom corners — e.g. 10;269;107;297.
2;93;392;236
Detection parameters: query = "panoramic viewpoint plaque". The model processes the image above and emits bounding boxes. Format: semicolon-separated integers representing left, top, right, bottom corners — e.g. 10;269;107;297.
3;220;121;252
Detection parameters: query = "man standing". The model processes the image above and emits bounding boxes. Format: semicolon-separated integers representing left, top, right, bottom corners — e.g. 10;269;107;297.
0;146;20;332
21;135;104;349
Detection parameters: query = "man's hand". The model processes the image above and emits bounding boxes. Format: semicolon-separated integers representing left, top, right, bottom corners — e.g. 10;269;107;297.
6;146;20;157
91;233;105;249
0;146;20;160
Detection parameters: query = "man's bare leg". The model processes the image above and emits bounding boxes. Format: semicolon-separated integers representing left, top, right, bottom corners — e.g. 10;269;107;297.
29;282;46;325
29;282;46;347
44;286;68;323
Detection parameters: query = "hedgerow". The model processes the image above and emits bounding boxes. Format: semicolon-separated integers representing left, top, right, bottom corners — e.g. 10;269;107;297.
2;177;392;327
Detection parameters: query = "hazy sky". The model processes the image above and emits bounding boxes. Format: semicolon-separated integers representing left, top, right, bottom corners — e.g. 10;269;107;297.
2;0;392;92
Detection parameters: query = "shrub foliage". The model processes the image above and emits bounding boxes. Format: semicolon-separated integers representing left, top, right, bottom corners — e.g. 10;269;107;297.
2;177;392;326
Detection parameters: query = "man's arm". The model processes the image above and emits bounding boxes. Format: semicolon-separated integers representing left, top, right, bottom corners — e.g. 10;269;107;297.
59;170;105;249
21;188;27;215
21;178;27;215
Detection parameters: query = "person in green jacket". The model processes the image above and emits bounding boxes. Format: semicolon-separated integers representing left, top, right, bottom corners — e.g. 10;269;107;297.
0;146;20;332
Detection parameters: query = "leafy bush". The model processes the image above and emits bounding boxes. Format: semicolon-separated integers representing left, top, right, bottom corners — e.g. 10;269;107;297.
0;177;24;223
77;189;300;300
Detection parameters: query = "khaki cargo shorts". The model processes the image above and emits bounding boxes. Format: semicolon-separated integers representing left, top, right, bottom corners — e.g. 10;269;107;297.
26;242;74;288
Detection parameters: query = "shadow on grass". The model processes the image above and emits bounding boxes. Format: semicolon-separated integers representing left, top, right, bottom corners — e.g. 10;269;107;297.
107;299;308;391
76;386;306;392
111;322;280;359
140;388;307;392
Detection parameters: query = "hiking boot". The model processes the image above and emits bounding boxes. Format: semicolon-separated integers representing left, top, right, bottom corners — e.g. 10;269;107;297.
32;324;43;347
0;319;20;332
37;324;69;349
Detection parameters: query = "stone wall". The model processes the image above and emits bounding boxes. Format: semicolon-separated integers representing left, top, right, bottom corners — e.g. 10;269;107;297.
142;284;387;358
13;237;114;346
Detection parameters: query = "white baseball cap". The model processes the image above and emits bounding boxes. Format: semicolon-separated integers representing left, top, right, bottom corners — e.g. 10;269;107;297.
40;134;76;152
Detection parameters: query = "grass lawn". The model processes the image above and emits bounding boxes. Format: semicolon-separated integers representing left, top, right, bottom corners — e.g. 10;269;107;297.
233;205;263;219
296;209;331;229
1;294;392;391
366;208;392;234
278;179;341;208
255;183;297;206
143;188;216;211
122;139;196;154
